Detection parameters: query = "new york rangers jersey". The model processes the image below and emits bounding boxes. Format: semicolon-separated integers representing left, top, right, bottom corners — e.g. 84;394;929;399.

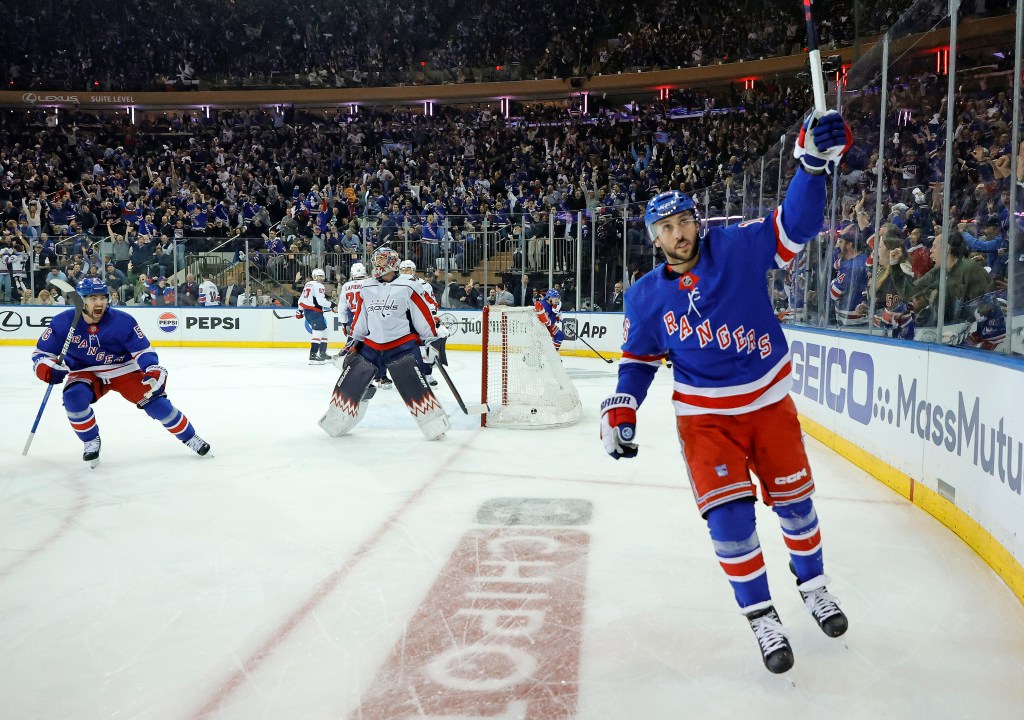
534;297;561;330
199;280;220;306
617;169;826;416
829;254;868;312
299;280;333;313
351;274;438;350
33;306;157;379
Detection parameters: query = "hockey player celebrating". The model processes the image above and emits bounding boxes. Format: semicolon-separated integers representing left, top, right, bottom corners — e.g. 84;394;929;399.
600;109;853;674
31;277;211;467
297;268;336;364
399;259;445;386
318;247;450;441
535;288;565;350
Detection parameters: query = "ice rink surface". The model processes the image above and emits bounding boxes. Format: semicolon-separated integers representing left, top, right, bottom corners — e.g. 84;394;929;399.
1;345;1023;720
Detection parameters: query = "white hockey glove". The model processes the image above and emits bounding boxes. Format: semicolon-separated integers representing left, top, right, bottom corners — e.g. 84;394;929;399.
423;335;448;366
434;323;450;338
793;110;852;176
600;393;639;460
141;365;168;399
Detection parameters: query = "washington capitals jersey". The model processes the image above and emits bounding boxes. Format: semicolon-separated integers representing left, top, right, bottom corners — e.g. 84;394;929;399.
351;274;438;351
33;307;156;379
617;169;826;416
299;280;333;312
339;278;365;326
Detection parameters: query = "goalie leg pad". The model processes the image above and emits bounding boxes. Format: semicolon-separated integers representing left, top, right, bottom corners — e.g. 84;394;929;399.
318;352;377;436
387;352;450;441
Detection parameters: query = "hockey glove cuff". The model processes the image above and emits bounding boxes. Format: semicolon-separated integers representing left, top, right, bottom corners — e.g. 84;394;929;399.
600;393;639;460
34;356;69;385
295;309;304;319
142;365;168;399
794;110;852;176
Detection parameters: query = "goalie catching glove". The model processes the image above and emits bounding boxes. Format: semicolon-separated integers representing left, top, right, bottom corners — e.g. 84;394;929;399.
600;393;639;459
793;109;852;176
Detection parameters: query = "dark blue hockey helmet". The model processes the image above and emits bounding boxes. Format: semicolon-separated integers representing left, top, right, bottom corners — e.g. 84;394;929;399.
644;190;703;240
76;277;109;297
545;288;561;303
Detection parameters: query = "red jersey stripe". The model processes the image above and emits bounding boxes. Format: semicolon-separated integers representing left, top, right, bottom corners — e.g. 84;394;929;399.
673;362;792;409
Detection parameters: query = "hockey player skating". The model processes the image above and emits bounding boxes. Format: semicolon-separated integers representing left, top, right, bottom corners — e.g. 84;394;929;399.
318;247;450;440
535;288;565;350
31;277;211;467
600;109;853;674
296;268;336;364
399;259;444;386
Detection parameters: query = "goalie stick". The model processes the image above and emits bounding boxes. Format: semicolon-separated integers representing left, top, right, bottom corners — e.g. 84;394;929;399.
431;359;488;415
23;279;83;456
802;0;828;112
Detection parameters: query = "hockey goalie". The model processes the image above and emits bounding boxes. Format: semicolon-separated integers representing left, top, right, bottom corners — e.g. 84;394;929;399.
318;247;451;441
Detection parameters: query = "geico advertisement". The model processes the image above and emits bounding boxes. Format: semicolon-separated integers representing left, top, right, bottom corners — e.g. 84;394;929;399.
783;326;1024;565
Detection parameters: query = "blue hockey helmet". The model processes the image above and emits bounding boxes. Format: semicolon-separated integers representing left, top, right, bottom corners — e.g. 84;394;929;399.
545;288;561;303
76;277;109;297
644;190;703;240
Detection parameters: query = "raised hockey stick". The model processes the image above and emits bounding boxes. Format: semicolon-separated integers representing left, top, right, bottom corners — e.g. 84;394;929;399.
23;281;84;456
802;0;828;112
432;360;488;415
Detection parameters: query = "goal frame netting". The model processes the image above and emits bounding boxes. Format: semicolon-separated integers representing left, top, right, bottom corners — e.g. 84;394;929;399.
481;305;582;429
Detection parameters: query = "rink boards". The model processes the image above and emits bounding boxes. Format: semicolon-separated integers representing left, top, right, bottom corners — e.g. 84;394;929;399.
0;306;626;356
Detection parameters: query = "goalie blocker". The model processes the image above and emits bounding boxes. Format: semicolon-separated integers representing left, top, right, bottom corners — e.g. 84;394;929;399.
319;347;450;441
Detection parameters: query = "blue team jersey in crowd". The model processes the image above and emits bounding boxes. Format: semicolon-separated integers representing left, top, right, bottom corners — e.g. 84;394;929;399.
33;306;156;379
829;254;868;312
617;169;825;416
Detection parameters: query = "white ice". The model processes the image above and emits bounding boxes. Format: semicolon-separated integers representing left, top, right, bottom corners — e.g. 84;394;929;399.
1;346;1022;720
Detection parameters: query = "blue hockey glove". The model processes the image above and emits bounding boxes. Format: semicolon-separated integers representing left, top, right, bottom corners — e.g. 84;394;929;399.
794;110;852;175
600;393;639;459
142;365;168;399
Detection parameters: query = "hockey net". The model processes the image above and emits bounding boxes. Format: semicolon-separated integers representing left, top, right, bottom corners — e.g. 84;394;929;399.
481;305;582;428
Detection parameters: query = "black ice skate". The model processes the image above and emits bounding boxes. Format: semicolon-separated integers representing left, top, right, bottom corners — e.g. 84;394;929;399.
309;349;325;365
796;575;848;638
185;435;211;457
744;604;794;674
376;377;394;389
315;350;329;363
83;437;101;469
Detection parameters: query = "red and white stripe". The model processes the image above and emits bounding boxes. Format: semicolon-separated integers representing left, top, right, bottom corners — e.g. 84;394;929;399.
672;354;793;415
164;413;190;437
782;526;822;556
773;205;804;268
70;414;97;433
620;350;666;368
718;547;767;583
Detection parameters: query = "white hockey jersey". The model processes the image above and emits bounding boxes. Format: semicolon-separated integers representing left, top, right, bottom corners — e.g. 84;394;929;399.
299;279;333;312
351;274;438;350
339;278;364;327
415;277;439;317
199;280;220;306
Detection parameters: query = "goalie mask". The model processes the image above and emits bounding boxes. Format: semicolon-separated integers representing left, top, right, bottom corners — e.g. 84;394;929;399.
371;247;401;279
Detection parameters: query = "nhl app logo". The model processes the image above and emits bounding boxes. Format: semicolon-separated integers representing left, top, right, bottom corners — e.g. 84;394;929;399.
157;312;179;333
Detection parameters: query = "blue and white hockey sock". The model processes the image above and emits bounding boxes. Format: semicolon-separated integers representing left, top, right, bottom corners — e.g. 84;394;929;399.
63;384;99;442
706;501;770;609
774;498;824;583
143;396;197;443
66;406;99;442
